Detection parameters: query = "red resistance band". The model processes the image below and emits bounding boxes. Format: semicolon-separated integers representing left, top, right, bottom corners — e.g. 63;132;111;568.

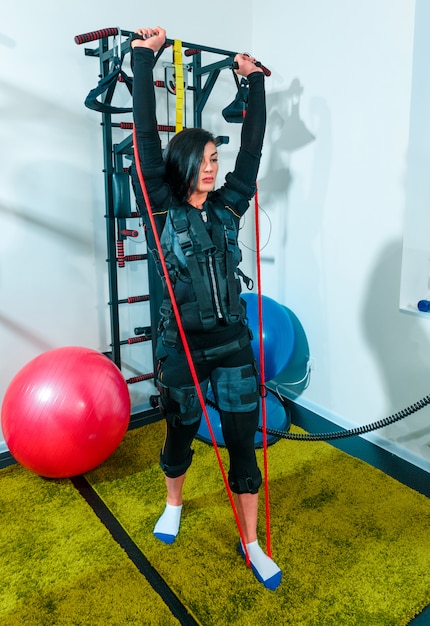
254;184;272;557
132;128;271;561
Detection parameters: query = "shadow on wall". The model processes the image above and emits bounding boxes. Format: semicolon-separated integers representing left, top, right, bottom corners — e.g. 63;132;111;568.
361;239;430;441
259;78;315;203
257;79;329;400
256;78;319;307
257;81;313;395
0;75;109;349
0;312;53;354
0;199;93;249
269;78;315;153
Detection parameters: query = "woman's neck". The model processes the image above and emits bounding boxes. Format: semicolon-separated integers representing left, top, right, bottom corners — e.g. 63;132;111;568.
187;190;208;210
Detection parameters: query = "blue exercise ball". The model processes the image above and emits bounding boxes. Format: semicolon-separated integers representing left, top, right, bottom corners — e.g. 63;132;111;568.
242;293;295;381
197;385;289;448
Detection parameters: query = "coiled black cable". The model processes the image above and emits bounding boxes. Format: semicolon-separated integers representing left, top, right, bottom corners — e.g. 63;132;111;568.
206;390;430;442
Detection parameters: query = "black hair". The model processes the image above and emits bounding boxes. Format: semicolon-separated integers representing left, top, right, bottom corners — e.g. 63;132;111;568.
163;127;216;203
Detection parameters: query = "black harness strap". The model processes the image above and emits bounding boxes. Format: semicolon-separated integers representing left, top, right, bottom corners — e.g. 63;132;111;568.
191;331;250;362
213;208;241;323
85;66;133;114
175;210;218;329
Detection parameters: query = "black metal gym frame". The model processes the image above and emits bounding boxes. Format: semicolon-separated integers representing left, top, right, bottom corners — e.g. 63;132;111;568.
75;27;240;421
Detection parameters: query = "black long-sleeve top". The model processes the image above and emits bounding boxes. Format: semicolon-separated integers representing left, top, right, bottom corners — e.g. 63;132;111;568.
131;47;266;234
130;46;266;348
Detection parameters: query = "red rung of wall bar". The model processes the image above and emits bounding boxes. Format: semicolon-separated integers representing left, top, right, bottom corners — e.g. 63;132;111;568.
126;373;155;384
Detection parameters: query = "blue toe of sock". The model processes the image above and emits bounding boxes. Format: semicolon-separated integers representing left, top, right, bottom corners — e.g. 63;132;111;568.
238;541;282;591
248;562;282;590
260;569;282;591
154;532;176;545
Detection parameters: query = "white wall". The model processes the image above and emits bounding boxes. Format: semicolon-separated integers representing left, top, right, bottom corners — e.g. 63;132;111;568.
253;0;430;471
2;1;430;472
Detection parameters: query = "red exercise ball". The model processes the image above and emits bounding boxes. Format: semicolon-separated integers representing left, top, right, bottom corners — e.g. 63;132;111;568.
1;346;131;478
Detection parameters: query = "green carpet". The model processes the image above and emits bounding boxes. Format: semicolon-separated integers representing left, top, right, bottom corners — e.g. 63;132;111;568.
86;421;430;626
2;421;430;625
0;463;180;625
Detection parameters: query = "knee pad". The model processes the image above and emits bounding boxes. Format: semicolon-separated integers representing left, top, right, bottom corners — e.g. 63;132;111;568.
228;468;262;494
157;379;208;426
160;449;194;478
211;363;258;413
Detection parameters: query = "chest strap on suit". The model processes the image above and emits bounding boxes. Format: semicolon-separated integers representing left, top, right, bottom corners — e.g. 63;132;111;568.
190;331;250;362
174;211;218;329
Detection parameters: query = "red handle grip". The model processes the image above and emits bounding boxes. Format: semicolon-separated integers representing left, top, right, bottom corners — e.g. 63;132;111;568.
254;61;271;77
232;60;271;77
74;27;119;45
184;48;201;57
186;48;271;76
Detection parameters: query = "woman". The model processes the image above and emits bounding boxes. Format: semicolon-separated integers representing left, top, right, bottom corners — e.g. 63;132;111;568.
131;26;281;591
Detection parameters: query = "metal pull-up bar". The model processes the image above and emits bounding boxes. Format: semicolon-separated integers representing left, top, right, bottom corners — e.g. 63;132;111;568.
74;27;271;76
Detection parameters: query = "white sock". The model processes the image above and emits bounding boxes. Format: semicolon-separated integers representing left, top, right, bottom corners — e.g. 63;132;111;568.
153;503;183;544
241;540;282;590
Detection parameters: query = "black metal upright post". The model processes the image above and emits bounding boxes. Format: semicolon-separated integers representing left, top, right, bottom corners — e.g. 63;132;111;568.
98;38;122;367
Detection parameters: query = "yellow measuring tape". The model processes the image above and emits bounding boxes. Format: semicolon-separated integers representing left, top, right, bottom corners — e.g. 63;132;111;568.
173;39;184;132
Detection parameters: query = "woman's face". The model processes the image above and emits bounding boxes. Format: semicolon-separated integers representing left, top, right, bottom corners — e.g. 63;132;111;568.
193;141;219;195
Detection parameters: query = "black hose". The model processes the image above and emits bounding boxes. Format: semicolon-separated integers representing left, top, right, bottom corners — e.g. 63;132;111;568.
206;390;430;442
257;393;430;441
